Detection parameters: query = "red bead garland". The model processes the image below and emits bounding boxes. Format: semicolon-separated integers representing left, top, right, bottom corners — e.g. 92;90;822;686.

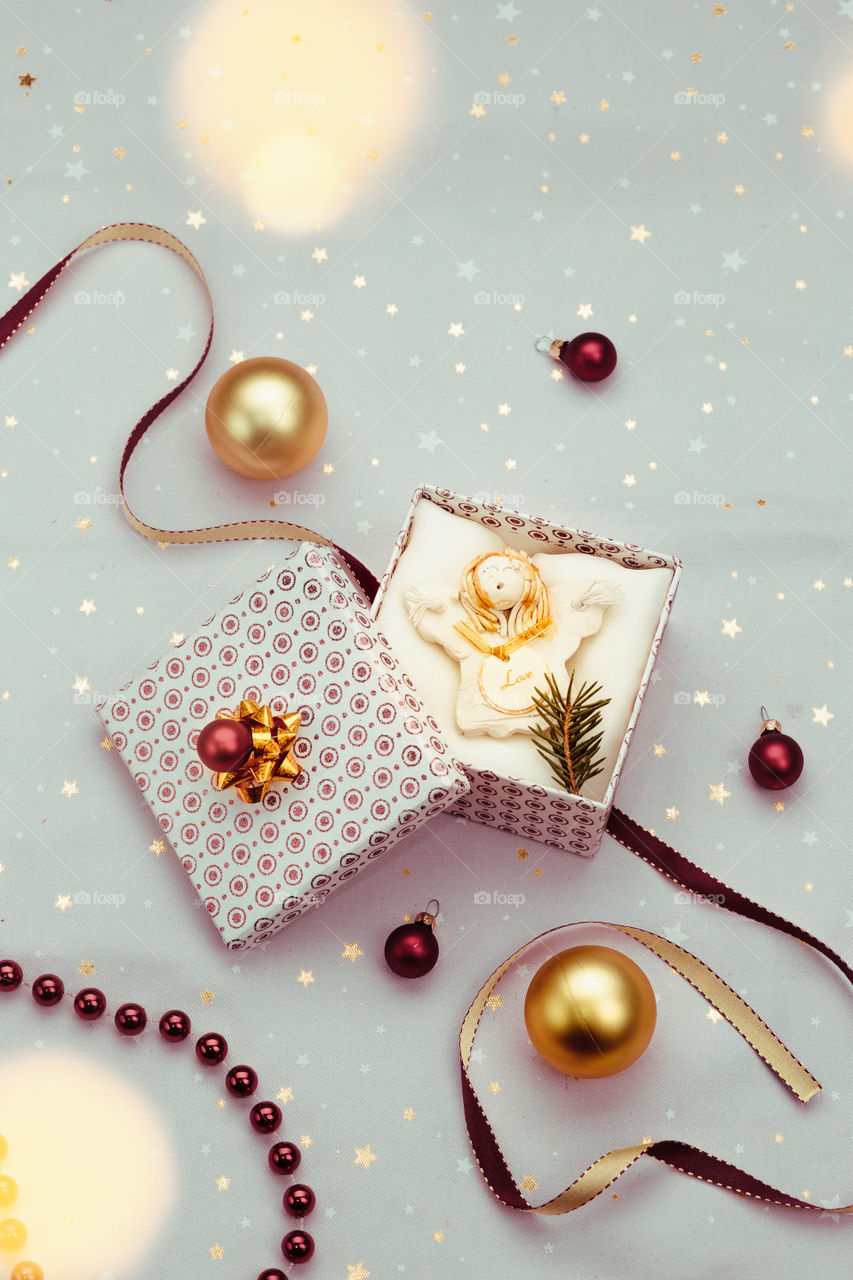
73;988;107;1021
31;974;64;1007
115;1002;147;1036
0;960;316;1275
251;1101;283;1134
282;1229;315;1264
195;1031;228;1064
159;1009;192;1041
226;1064;259;1097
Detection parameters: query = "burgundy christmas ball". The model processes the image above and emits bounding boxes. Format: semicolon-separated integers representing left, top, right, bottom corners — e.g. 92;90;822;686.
159;1009;192;1042
32;974;64;1007
196;1032;228;1065
0;960;23;992
115;1002;147;1036
384;920;439;979
257;1271;288;1280
251;1101;282;1134
226;1064;258;1097
269;1141;302;1175
748;723;804;791
283;1183;316;1218
559;332;618;382
74;988;107;1021
282;1230;315;1265
196;718;253;773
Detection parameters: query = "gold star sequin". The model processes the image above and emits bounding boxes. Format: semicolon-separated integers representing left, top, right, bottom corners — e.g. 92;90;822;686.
403;1108;415;1121
721;618;742;638
551;90;566;104
775;1133;784;1143
801;125;814;138
470;103;486;118
485;992;502;1011
629;224;651;243
18;72;36;88
709;783;730;805
8;272;29;293
277;1086;294;1105
75;517;91;531
78;960;95;977
55;894;73;912
185;210;206;229
488;1081;501;1094
666;807;680;821
694;691;711;707
300;1135;312;1147
61;780;79;798
347;1266;370;1280
434;1231;444;1242
311;247;327;262
150;838;166;855
354;1144;377;1169
813;579;825;591
654;744;666;756
341;942;364;963
297;969;314;987
520;1175;538;1192
216;1176;230;1190
200;989;214;1004
707;1008;723;1023
169;632;185;646
517;847;529;859
79;599;96;616
210;1244;224;1260
812;705;834;726
100;736;114;751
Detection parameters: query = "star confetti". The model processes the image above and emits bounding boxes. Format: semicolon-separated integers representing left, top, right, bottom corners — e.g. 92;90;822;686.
341;942;364;963
354;1145;377;1170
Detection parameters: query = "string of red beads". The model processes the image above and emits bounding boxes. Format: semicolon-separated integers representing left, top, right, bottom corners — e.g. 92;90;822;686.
0;961;316;1276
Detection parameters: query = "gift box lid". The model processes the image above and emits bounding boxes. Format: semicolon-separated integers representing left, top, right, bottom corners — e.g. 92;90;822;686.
97;543;469;948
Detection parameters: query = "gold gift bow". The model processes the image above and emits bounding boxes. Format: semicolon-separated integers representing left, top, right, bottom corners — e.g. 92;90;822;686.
0;222;378;598
454;615;555;661
461;920;853;1216
211;699;301;804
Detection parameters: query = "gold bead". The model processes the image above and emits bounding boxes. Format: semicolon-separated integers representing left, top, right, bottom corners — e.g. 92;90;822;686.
0;1218;27;1252
205;356;327;480
12;1263;44;1280
524;945;656;1078
0;1175;17;1208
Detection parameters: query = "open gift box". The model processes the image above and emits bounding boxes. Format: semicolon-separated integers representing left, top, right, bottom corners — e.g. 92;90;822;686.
372;486;681;858
97;544;469;949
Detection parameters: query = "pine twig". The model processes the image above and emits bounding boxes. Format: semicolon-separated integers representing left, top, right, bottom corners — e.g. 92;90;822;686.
530;671;611;796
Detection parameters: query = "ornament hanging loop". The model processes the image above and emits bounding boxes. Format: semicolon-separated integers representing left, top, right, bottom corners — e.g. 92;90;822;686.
534;335;553;353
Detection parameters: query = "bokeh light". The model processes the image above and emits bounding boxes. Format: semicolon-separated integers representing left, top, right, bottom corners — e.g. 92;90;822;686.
0;1052;175;1278
175;0;428;234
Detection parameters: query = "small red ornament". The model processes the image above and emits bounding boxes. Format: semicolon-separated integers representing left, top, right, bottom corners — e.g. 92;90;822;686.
74;988;107;1021
282;1229;315;1264
748;708;804;791
537;331;617;382
226;1064;258;1097
159;1009;192;1042
196;1032;228;1065
269;1141;302;1175
251;1101;282;1134
196;717;253;773
32;974;64;1007
115;1002;147;1036
283;1183;316;1218
257;1271;288;1280
0;960;23;992
384;903;440;979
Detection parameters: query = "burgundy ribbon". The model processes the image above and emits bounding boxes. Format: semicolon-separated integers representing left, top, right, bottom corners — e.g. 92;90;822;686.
0;222;379;600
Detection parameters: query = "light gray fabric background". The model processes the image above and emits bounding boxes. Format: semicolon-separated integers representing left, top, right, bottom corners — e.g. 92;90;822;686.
1;2;851;1277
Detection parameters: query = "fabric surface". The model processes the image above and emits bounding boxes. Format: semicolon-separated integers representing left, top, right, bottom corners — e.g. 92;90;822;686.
1;2;851;1278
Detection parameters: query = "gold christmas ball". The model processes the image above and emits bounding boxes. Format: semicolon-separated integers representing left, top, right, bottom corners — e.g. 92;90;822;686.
524;945;656;1078
205;356;327;480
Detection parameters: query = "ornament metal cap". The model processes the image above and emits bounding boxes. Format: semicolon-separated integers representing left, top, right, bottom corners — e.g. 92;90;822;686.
414;899;440;931
534;335;564;359
758;705;783;734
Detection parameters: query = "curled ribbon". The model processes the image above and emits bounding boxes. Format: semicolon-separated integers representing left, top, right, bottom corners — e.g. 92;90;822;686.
0;222;379;600
212;699;301;804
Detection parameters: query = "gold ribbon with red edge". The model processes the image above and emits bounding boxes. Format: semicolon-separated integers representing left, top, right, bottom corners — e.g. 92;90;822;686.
212;699;301;804
461;919;853;1216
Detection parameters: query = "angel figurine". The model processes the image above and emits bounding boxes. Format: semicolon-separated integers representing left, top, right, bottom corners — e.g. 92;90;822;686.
404;546;620;738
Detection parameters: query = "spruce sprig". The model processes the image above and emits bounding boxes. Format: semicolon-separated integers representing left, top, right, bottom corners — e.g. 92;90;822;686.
530;671;611;795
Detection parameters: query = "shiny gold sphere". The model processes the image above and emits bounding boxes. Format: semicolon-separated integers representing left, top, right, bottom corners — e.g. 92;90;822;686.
0;1176;17;1209
12;1263;44;1280
205;356;327;480
524;945;656;1078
